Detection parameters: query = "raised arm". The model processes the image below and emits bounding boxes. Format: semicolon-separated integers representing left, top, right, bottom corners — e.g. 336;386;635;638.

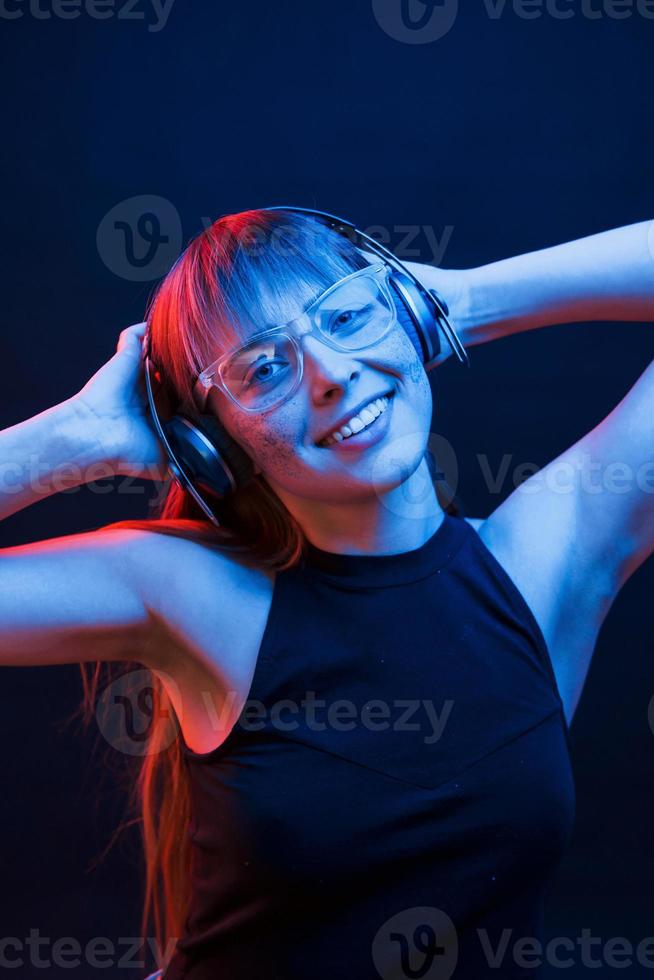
412;219;654;579
0;323;174;669
406;218;654;360
415;220;654;721
0;526;172;667
0;398;117;523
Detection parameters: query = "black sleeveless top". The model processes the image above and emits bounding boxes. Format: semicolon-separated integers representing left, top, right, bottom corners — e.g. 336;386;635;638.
162;512;575;979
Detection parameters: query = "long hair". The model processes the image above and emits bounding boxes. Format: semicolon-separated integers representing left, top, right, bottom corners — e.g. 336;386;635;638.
76;208;462;974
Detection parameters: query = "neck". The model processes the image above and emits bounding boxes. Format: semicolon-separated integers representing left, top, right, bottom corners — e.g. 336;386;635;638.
268;456;446;557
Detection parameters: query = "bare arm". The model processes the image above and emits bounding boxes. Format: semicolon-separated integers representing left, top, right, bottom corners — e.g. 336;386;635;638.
0;527;171;667
419;219;654;581
0;398;113;522
407;218;654;359
462;218;654;339
0;323;174;669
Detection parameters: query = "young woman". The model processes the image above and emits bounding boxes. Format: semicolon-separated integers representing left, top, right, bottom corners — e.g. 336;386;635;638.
1;209;652;979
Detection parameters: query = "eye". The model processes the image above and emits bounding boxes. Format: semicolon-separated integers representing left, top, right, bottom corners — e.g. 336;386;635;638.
243;357;287;387
335;310;355;326
327;304;372;334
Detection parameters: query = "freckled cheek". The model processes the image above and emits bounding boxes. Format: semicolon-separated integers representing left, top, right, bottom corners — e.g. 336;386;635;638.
382;334;431;401
407;358;428;387
382;331;421;375
234;417;305;470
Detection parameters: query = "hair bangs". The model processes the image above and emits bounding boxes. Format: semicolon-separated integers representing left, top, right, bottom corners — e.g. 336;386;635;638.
212;212;370;351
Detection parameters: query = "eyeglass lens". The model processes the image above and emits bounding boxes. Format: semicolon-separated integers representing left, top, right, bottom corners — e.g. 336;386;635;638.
220;273;396;410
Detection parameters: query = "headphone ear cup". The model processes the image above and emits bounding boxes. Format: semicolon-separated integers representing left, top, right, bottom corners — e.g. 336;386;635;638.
388;273;442;370
192;413;257;491
390;282;425;363
163;413;256;501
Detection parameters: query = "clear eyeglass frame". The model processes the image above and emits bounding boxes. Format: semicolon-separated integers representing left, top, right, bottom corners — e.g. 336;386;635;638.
192;262;397;414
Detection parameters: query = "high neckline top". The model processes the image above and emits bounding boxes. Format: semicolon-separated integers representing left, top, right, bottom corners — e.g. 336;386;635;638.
300;510;466;588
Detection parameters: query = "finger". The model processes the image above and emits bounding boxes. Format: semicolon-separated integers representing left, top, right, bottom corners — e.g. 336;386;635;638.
117;322;149;355
131;321;150;359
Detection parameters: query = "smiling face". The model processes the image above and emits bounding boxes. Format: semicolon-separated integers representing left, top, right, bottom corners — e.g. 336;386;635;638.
165;211;440;540
206;284;434;510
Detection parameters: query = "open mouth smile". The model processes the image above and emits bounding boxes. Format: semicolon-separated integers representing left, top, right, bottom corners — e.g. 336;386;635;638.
316;392;395;451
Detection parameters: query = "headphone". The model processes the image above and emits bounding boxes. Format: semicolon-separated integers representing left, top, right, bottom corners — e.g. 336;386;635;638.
143;206;470;527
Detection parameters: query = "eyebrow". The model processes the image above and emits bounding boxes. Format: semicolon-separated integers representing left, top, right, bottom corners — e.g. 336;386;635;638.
234;325;286;347
223;327;289;360
226;269;374;355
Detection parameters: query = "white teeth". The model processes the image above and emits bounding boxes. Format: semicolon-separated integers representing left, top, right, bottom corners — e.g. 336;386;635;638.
319;394;391;447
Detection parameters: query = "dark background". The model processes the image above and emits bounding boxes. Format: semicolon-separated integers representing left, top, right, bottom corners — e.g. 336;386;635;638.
1;1;653;977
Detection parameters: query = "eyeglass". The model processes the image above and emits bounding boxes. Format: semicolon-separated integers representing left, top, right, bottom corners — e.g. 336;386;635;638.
192;263;398;414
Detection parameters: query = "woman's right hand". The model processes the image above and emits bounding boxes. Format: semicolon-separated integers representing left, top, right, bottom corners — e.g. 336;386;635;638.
70;322;170;481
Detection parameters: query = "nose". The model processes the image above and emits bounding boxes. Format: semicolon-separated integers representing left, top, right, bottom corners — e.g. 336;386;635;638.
301;333;361;402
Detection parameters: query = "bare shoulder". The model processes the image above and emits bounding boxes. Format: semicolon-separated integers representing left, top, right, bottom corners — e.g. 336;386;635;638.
121;528;277;753
118;528;275;674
